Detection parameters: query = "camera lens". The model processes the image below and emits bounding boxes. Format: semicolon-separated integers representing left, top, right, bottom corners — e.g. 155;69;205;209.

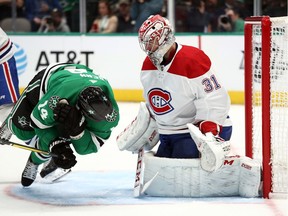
221;16;229;24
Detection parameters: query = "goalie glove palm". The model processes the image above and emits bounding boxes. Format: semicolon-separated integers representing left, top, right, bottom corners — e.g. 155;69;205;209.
187;124;230;172
53;102;87;138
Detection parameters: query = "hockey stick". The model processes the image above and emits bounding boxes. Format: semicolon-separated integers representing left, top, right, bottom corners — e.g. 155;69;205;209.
133;148;159;197
141;171;159;194
134;147;144;197
0;139;57;157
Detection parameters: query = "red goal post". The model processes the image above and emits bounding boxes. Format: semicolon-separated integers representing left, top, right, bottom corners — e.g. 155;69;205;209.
244;16;288;199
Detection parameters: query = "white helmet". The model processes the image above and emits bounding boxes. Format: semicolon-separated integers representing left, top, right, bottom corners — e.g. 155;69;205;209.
138;14;175;70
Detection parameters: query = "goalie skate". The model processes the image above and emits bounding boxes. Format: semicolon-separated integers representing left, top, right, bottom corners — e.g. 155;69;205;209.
187;123;230;172
40;158;71;182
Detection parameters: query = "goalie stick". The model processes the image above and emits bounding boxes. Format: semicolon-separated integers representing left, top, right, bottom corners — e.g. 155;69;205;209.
134;147;144;197
0;139;58;157
133;147;159;197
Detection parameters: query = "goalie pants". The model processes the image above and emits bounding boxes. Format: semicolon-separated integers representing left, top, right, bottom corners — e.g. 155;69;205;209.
155;125;232;158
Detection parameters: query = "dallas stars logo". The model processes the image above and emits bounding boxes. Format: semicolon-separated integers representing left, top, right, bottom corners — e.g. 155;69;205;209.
87;109;95;115
48;96;60;109
18;116;30;127
105;109;117;122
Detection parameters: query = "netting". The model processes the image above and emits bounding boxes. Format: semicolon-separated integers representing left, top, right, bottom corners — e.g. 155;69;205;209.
250;17;288;196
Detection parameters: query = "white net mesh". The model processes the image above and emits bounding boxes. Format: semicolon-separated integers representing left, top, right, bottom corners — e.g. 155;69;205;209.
251;16;288;195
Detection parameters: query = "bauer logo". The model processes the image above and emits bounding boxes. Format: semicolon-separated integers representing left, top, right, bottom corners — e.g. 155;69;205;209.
14;43;28;76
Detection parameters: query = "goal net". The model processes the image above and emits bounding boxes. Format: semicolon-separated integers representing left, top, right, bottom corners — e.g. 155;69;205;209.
244;16;288;198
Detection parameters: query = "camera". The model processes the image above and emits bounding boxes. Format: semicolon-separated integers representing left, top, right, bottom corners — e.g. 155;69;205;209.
219;15;230;24
45;16;53;24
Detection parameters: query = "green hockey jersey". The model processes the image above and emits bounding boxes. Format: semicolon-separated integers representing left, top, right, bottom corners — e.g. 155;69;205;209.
28;63;119;155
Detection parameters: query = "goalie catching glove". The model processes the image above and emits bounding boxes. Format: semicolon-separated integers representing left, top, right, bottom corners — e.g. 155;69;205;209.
49;138;77;169
187;121;230;172
53;100;87;139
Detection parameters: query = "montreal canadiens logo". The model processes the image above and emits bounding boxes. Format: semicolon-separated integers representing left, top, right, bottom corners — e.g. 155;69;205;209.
148;88;174;115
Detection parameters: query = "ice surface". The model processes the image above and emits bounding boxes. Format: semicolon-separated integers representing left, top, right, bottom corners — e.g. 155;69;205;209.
0;102;287;216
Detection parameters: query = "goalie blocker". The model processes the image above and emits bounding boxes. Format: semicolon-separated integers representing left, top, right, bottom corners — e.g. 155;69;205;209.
143;152;262;198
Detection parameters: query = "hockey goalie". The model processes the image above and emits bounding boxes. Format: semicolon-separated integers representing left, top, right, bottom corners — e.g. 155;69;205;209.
117;14;261;198
117;103;262;198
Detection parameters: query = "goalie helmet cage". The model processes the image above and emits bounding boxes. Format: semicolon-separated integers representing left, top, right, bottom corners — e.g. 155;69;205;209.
244;16;288;199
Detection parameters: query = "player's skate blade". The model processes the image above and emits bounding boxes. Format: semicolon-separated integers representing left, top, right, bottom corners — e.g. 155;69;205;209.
40;159;71;182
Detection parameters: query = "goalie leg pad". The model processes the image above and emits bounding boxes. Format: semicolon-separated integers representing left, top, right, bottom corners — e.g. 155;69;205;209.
143;153;261;198
116;102;159;152
143;152;242;197
238;156;261;197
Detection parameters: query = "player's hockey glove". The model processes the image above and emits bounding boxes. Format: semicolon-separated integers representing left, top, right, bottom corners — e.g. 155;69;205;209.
49;138;77;169
53;101;87;139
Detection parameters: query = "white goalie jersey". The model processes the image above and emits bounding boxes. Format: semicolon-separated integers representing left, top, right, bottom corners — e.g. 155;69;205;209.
140;43;231;135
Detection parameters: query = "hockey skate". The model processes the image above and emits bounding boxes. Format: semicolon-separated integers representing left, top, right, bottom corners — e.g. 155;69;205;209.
40;158;71;182
21;156;39;187
0;121;12;144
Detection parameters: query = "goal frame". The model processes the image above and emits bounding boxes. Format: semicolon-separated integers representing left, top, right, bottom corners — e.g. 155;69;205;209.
244;16;272;199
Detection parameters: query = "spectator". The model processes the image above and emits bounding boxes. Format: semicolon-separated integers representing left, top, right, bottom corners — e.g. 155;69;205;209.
38;8;70;33
25;0;62;31
89;0;118;33
0;0;25;21
205;0;226;32
116;0;135;33
187;0;211;32
130;0;164;32
174;0;190;32
217;13;232;32
226;7;244;32
217;7;244;32
263;0;287;17
234;0;251;19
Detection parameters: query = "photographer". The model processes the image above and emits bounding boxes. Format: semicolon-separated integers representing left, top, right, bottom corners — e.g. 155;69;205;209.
226;7;244;32
217;14;232;32
217;7;244;32
38;8;70;33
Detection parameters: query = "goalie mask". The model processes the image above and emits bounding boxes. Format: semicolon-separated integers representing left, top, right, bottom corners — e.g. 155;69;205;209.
78;86;115;122
138;14;175;70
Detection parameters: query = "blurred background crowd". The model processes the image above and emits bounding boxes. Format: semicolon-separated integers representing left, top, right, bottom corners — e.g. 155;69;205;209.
0;0;287;33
